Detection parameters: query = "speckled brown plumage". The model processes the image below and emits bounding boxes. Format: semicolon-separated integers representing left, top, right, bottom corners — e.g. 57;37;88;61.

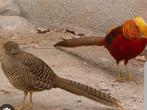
1;41;123;110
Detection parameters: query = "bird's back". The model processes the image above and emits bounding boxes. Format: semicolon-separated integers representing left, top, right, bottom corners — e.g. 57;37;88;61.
1;51;56;92
13;51;56;82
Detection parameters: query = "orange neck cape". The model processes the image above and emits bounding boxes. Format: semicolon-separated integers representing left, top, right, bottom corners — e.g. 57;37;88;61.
122;20;141;40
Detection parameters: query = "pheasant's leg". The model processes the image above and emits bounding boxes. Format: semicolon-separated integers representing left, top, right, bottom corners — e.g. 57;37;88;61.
117;72;123;81
125;66;138;84
16;92;28;110
29;92;33;110
115;62;125;82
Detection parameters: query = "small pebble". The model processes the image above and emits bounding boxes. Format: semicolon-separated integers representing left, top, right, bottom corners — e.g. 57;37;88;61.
77;100;82;102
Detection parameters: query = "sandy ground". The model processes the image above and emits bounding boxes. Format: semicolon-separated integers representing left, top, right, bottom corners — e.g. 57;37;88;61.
0;31;144;110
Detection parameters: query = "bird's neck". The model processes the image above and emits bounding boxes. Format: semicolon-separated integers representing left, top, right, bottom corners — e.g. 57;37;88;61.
122;20;141;40
6;49;22;56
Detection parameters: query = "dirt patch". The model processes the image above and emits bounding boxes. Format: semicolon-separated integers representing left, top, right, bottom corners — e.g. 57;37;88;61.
0;31;144;110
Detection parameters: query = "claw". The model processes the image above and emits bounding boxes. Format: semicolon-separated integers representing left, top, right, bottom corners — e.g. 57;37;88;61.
115;65;138;84
115;73;138;84
29;102;33;110
15;105;24;110
127;73;138;84
115;73;125;82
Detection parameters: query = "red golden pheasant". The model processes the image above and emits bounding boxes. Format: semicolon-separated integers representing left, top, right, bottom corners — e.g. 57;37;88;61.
55;16;147;82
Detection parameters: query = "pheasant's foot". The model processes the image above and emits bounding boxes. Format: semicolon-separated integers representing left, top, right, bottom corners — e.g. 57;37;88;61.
114;73;125;82
26;103;33;110
15;105;24;110
127;73;138;84
29;102;33;110
115;73;138;84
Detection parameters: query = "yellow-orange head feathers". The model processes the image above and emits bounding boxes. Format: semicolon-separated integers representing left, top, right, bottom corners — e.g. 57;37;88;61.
134;16;147;38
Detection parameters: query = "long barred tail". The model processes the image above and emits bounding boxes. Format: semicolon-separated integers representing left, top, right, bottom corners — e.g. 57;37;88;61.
54;76;123;110
54;37;105;47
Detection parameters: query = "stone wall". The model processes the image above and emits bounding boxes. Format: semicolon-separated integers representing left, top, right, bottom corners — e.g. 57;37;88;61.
1;0;147;35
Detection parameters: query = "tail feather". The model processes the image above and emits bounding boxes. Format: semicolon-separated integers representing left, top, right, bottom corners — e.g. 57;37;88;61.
54;76;123;110
54;37;105;47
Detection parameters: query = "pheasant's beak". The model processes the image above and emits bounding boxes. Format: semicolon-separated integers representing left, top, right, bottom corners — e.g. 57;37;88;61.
140;28;147;38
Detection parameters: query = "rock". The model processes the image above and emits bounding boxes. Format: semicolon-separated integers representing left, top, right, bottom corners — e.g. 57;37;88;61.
36;26;50;33
0;16;37;33
0;0;20;16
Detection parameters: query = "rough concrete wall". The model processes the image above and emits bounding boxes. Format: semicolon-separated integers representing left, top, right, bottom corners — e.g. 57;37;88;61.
15;0;147;35
0;0;20;16
0;16;36;33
